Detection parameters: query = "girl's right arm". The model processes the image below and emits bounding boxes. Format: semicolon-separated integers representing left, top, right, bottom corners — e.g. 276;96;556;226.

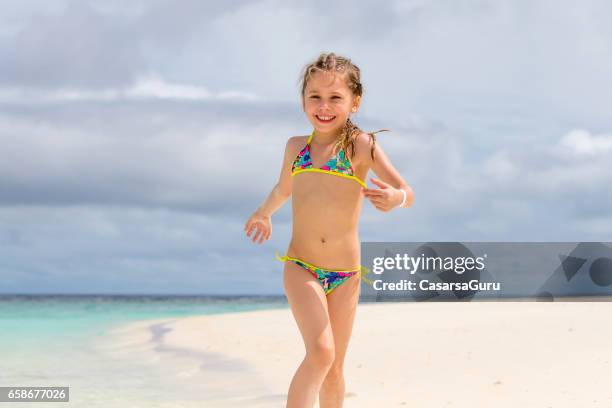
244;137;296;244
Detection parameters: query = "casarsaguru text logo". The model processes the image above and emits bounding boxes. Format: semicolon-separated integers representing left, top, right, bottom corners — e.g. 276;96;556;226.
372;279;501;292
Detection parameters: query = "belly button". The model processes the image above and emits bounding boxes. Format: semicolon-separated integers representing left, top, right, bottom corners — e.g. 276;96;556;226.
320;237;326;244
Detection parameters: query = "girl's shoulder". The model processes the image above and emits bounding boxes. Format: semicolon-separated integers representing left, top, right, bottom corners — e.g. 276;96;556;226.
283;134;310;160
286;134;310;150
353;131;375;148
288;134;310;145
352;131;377;159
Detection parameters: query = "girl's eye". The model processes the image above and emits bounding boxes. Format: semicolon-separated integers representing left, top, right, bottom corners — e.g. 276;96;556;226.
308;95;341;100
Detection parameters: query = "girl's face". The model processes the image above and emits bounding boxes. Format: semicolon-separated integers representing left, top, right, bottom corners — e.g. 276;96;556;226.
302;71;360;135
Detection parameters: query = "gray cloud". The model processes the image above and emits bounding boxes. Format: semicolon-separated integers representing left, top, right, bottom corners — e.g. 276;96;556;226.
0;0;250;88
0;98;302;220
3;2;145;88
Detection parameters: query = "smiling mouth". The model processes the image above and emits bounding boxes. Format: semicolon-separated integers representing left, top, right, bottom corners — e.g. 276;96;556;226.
315;114;336;123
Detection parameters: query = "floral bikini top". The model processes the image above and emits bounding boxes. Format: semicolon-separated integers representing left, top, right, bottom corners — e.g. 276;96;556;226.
291;131;367;188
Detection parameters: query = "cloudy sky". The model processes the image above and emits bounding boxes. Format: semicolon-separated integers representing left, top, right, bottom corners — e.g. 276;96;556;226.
1;0;611;295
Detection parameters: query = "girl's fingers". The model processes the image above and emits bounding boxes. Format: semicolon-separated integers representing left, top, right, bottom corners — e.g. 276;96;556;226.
365;194;385;203
368;197;384;205
245;219;272;243
259;227;269;243
252;227;262;242
363;192;375;198
367;192;392;203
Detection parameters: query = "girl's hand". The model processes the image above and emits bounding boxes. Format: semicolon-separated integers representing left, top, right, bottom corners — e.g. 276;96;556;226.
244;209;272;244
362;178;403;212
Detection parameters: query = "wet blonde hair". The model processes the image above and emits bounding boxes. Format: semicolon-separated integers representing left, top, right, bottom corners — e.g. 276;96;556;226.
299;52;388;162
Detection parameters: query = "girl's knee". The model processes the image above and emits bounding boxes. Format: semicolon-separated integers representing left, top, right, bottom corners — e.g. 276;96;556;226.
306;340;335;369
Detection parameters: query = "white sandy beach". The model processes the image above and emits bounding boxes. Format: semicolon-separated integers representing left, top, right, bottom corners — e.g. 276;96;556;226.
97;302;612;407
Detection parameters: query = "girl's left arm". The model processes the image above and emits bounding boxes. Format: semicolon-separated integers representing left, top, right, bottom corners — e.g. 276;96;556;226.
359;133;414;211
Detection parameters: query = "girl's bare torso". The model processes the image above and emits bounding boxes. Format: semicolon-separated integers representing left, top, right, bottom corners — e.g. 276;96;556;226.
287;135;370;270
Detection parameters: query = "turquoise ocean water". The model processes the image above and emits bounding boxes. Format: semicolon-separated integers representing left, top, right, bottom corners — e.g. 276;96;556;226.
0;295;288;407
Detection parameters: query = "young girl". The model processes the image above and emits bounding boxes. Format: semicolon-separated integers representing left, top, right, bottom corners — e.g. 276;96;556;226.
244;53;414;408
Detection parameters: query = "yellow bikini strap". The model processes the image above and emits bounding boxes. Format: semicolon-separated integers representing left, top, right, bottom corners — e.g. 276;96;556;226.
275;251;362;273
306;130;314;144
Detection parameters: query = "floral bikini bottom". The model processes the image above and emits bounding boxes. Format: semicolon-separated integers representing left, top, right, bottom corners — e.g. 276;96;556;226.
275;252;362;296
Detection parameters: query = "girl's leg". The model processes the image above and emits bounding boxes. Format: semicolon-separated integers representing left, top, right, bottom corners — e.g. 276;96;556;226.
319;273;361;408
284;261;335;408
